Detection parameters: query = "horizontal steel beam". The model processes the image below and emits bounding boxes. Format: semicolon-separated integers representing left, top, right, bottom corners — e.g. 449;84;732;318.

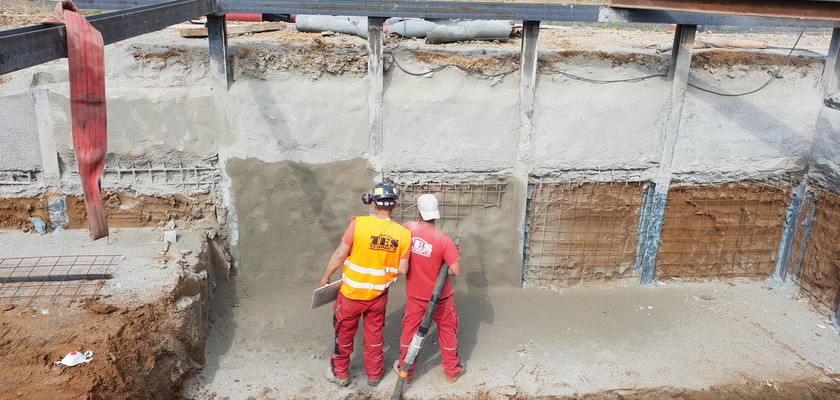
613;0;840;22
218;1;600;21
72;0;840;24
0;0;215;75
2;0;839;75
601;7;840;28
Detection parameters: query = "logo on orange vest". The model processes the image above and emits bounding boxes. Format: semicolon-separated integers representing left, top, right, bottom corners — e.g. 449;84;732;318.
411;237;433;257
370;235;399;252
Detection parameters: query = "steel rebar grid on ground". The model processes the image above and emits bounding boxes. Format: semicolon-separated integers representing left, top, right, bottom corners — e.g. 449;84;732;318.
525;179;644;287
393;182;506;232
797;188;840;314
0;255;119;306
656;180;792;280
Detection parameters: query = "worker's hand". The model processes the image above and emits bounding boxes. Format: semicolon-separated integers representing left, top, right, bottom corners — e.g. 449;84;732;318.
319;276;331;287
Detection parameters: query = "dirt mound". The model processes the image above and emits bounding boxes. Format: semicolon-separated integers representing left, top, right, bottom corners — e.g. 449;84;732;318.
232;37;369;79
0;268;211;400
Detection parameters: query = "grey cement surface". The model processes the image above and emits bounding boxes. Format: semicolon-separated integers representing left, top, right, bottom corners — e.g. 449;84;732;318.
183;157;840;399
3;27;839;197
0;92;41;171
811;107;840;189
383;68;520;172
532;77;669;175
0;228;210;305
674;70;821;182
222;77;370;164
187;276;840;399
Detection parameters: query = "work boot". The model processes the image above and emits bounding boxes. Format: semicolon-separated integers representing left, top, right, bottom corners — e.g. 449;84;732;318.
367;376;382;387
446;363;465;384
324;366;350;387
393;360;412;384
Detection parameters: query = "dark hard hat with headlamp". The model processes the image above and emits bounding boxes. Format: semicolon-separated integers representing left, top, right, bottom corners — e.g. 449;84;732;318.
362;183;400;207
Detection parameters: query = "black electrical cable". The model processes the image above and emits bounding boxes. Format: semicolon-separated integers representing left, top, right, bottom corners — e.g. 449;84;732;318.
385;48;520;78
687;28;806;97
546;70;667;84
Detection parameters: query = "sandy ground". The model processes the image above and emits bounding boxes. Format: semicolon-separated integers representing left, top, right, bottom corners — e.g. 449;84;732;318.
178;160;840;400
187;277;840;399
0;228;216;400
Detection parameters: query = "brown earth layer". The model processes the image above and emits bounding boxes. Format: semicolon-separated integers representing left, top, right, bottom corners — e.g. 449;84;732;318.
0;250;212;400
0;191;216;231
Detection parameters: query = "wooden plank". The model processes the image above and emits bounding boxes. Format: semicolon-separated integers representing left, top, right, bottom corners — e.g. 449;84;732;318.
179;21;285;38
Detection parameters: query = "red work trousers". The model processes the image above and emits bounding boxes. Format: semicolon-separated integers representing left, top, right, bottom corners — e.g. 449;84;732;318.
398;295;462;379
330;291;388;380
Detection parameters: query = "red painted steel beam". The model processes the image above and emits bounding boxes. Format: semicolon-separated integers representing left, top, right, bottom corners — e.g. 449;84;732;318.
612;0;840;21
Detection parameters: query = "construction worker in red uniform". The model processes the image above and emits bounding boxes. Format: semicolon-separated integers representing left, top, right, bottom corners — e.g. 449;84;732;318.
395;193;465;384
319;182;411;387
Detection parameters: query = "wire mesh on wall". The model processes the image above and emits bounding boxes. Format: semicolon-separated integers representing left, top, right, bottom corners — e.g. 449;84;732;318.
524;179;645;288
100;157;220;192
797;187;840;315
657;180;791;280
391;181;506;232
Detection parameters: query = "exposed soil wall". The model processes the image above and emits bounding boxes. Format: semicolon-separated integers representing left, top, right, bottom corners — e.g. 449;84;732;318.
525;181;645;287
0;191;217;231
797;187;840;316
657;182;790;279
0;231;216;400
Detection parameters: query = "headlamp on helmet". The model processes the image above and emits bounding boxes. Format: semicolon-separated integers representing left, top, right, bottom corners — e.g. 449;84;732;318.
362;183;399;207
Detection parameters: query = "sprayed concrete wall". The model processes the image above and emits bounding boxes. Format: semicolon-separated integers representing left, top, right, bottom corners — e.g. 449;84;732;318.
532;56;669;174
2;31;840;290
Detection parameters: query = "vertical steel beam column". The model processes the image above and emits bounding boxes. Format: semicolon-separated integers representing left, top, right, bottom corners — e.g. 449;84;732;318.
667;24;697;88
519;21;540;119
521;183;535;288
367;17;386;168
634;183;653;273
792;193;817;280
640;25;695;285
822;28;840;97
207;13;232;91
517;21;540;287
774;182;807;283
33;85;61;188
640;181;669;284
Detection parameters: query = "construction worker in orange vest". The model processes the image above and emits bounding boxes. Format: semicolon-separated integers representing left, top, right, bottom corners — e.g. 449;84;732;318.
319;182;411;387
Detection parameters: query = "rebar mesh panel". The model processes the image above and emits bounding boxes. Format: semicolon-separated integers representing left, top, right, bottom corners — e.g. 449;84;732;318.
525;181;644;287
101;159;219;192
657;181;791;279
786;194;816;282
0;170;37;186
392;182;505;233
0;255;119;306
798;188;840;314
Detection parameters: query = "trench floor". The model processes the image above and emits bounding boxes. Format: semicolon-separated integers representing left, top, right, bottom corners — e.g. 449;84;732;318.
187;276;840;399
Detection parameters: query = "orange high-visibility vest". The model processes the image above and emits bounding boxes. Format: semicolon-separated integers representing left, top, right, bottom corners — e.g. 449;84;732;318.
341;216;411;301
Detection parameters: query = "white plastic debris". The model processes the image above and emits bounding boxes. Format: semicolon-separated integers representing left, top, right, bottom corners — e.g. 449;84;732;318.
54;350;93;367
818;324;828;329
164;230;177;244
